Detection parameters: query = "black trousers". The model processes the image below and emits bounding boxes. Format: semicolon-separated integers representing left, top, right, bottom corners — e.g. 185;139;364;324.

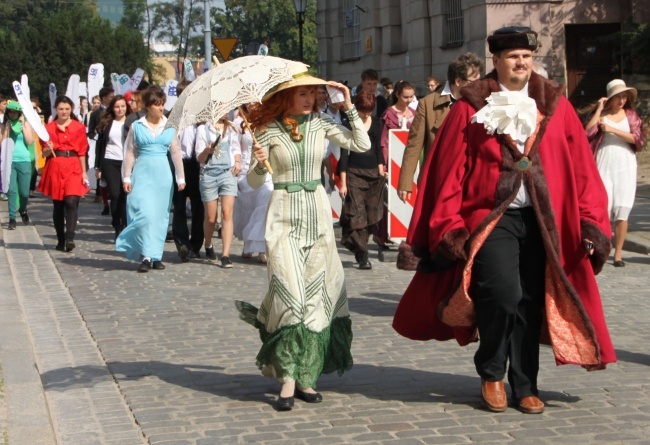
101;159;127;231
470;207;546;400
172;159;204;253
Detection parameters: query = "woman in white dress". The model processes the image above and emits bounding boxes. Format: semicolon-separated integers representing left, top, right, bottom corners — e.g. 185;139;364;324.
232;108;272;263
585;79;645;267
236;75;370;411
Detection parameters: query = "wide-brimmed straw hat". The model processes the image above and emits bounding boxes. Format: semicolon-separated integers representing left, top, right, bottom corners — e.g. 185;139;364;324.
262;73;328;102
606;79;637;102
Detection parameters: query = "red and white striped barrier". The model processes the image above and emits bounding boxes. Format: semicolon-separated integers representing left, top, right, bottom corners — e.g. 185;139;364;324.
388;129;418;240
324;144;342;222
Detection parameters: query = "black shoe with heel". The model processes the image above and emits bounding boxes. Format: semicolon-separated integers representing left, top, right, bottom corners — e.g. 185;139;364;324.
274;396;294;411
295;388;322;403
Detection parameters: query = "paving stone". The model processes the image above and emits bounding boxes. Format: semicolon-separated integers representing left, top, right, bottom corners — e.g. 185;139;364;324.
2;189;650;444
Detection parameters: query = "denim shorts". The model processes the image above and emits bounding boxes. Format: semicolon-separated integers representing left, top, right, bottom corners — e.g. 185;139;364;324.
199;167;238;202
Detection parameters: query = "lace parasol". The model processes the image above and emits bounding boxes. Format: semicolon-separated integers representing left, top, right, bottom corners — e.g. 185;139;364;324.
165;55;309;134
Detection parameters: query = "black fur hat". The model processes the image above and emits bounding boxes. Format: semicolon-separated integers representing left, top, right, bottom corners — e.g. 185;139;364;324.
487;26;538;54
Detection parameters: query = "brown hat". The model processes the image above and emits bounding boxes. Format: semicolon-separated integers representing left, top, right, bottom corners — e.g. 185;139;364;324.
606;79;637;103
487;26;538;54
263;73;328;101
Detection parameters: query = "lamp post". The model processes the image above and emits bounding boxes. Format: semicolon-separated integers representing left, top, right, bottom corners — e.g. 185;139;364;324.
293;0;307;62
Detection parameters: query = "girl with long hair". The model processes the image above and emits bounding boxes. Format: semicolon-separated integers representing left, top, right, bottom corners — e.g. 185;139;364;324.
235;76;370;411
38;96;90;251
95;94;131;239
116;86;185;272
583;79;645;267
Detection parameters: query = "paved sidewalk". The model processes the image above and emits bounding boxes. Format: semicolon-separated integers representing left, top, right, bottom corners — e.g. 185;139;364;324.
0;189;649;444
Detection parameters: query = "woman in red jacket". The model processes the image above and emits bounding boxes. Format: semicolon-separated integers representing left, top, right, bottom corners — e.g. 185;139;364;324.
39;96;89;251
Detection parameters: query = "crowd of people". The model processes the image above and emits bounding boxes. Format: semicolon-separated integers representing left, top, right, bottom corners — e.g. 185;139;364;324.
0;26;645;414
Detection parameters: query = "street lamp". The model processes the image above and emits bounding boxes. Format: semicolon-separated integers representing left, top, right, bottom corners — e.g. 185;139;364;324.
293;0;307;61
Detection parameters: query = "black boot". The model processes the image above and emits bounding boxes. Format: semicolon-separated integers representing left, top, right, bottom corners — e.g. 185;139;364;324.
65;232;75;252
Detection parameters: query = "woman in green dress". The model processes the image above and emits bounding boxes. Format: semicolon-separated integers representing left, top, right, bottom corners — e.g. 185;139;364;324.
236;75;371;411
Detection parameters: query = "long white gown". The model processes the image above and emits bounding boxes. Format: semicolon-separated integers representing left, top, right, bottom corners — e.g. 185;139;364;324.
595;116;637;221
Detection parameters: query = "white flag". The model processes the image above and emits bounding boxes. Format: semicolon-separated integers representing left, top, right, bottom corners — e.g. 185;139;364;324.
13;80;49;142
125;68;144;93
65;74;80;105
48;83;57;117
110;73;120;93
118;74;131;94
164;79;179;111
87;63;104;100
183;59;196;81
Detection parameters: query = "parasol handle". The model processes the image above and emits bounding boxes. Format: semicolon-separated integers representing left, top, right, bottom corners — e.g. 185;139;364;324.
213;55;272;174
238;107;273;175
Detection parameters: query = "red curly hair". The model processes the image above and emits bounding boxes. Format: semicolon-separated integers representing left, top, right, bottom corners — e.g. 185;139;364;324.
248;86;318;141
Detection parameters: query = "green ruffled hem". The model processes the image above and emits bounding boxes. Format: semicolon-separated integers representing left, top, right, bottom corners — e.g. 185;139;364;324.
235;300;353;389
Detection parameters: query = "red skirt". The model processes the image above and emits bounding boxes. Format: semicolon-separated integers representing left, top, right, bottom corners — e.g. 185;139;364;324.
37;156;89;200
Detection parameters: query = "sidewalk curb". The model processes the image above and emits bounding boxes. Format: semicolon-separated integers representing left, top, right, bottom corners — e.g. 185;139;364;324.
0;229;57;445
624;233;650;255
0;202;146;444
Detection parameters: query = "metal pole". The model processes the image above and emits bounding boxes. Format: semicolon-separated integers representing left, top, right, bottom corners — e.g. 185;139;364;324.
204;0;211;71
298;13;304;62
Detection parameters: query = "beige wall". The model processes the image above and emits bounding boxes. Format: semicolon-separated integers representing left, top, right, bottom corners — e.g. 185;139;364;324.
317;0;649;102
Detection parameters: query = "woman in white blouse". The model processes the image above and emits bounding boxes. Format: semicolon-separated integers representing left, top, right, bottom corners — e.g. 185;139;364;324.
95;95;131;239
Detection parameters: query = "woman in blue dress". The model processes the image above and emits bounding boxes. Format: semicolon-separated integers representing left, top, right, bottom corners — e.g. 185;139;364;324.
116;86;185;272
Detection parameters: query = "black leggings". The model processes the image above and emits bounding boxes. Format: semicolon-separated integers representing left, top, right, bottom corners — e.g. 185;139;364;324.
53;196;80;243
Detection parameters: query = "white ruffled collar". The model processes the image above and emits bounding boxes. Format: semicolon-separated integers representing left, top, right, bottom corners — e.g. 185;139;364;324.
471;84;537;143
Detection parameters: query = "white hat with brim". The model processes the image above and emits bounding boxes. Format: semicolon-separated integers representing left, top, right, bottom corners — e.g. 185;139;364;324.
263;74;328;102
606;79;637;103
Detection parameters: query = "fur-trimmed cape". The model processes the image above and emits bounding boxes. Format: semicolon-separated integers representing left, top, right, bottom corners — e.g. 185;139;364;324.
392;71;616;369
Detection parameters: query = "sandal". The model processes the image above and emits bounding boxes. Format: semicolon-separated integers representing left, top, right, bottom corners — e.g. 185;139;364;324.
258;253;268;264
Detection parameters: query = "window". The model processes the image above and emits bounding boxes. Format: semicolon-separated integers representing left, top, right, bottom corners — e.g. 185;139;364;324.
442;0;464;48
341;0;361;59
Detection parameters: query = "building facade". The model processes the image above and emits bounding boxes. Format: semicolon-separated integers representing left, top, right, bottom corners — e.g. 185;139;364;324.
316;0;649;111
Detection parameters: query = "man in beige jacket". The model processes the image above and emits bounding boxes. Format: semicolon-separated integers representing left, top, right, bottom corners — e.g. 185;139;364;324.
398;53;484;202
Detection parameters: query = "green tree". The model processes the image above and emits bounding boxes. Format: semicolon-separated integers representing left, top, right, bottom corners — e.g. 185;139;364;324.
212;0;317;67
0;3;152;117
151;0;204;77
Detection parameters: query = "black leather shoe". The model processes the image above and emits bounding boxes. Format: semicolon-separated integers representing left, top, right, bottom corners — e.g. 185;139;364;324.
20;212;30;225
359;260;372;270
177;244;190;262
295;388;323;403
7;219;16;230
55;242;65;251
101;206;110;215
274;396;294;411
189;250;200;259
138;259;151;273
65;240;75;252
152;261;166;270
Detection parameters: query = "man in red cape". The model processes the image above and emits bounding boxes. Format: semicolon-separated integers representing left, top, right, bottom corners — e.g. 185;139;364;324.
392;27;616;414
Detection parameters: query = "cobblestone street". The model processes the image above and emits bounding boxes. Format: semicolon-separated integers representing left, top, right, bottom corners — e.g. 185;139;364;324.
1;192;650;445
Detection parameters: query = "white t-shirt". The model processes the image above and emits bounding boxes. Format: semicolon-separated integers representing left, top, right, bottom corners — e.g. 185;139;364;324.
105;120;125;161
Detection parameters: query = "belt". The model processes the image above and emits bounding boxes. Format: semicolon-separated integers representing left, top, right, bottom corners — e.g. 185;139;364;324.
54;150;78;157
274;179;321;193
